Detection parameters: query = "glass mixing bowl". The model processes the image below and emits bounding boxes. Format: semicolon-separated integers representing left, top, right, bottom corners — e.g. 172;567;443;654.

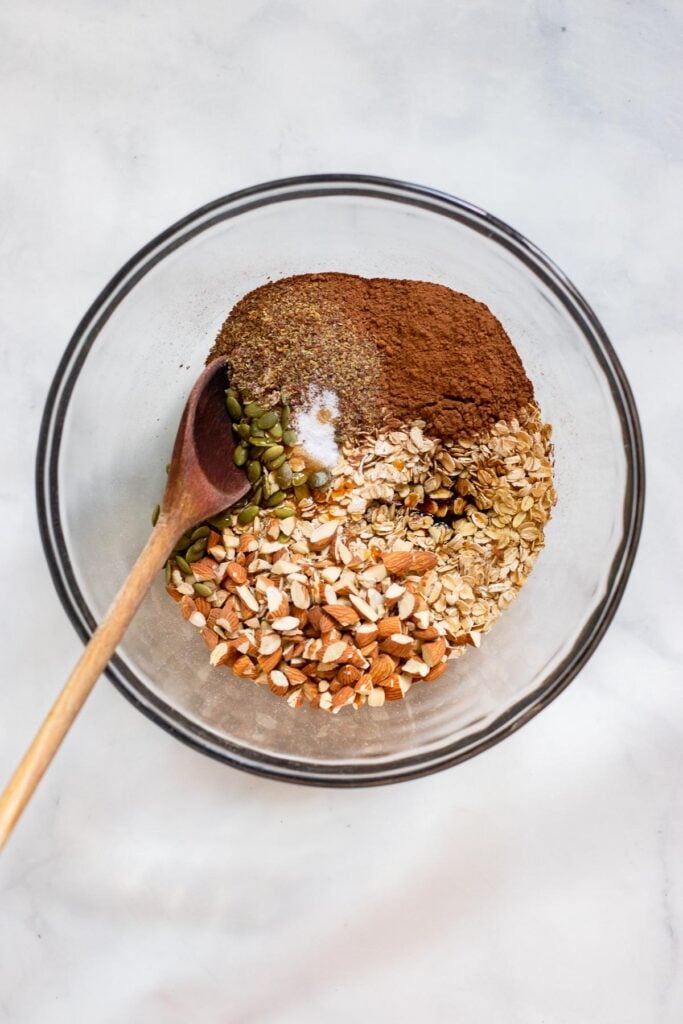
37;175;644;785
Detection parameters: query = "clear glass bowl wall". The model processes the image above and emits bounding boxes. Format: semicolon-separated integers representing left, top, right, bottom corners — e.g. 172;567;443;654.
38;177;643;784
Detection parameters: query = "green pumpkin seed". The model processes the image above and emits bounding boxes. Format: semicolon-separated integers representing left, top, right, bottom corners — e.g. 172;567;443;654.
291;471;308;486
263;444;284;464
233;444;248;467
252;483;263;505
173;534;192;552
190;525;210;541
226;395;243;420
269;453;287;470
256;410;279;430
261;476;271;501
308;469;331;490
193;581;213;597
237;504;259;525
165;463;170;474
207;513;232;529
164;560;172;584
244;401;265;419
186;539;207;562
249;436;273;447
273;506;296;519
247;460;262;483
266;490;285;507
275;462;293;488
267;422;283;440
176;555;191;574
294;484;310;502
282;429;298;447
151;503;160;526
238;422;251;440
281;405;291;429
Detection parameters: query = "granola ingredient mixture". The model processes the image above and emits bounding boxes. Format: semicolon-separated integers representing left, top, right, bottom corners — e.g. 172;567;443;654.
164;274;555;713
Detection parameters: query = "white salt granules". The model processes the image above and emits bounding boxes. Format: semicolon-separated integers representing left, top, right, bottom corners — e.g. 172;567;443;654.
294;389;340;468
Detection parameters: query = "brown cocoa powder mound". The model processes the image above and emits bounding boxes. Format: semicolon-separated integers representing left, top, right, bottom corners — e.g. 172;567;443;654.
209;273;533;440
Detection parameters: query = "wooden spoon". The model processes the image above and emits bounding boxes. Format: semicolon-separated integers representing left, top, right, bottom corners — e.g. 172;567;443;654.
0;356;249;849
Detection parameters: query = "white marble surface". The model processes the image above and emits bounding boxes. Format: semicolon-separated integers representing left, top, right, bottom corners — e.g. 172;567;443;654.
1;2;681;1021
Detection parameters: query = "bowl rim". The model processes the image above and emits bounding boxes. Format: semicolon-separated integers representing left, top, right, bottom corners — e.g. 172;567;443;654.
36;173;645;786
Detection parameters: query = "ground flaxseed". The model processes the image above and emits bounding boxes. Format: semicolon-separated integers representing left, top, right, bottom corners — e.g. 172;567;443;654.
208;277;383;438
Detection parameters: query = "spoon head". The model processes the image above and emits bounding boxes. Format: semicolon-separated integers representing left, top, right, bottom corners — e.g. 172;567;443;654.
162;357;250;529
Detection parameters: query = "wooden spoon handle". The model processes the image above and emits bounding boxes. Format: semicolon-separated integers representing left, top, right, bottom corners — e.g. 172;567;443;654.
0;516;178;850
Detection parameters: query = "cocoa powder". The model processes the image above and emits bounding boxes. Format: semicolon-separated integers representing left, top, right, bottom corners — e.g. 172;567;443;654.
210;273;533;440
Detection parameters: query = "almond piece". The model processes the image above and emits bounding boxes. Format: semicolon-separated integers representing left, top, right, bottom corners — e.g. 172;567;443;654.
232;655;257;678
293;608;309;629
348;594;379;622
215;606;239;633
402;657;429;677
308;606;335;634
369;654;398;684
286;687;304;709
381;674;404;700
165;585;183;604
180;595;195;621
323;603;360;628
259;633;281;657
283;665;308;687
291;580;311;610
309;521;339;552
347;646;369;670
302;682;321;706
377;616;403;638
358;641;379;660
201;627;219;650
425;661;449;682
331;685;356;713
268;670;289;696
367;686;386;707
381;551;413;576
413;626;440;641
188;610;207;629
337;664;361;686
236;584;259;613
192;557;218;582
193;596;211;618
380;634;415;659
397;591;416;620
354;673;374;695
272;616;301;632
229;636;251;656
258;648;282;675
382;551;438;577
209;641;230;667
422;637;447;667
266;586;283;615
355;623;379;645
279;514;297;537
321;640;348;664
384;582;406;605
302;638;324;660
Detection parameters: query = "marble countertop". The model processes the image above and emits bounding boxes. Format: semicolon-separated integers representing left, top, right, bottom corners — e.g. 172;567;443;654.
1;2;681;1021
